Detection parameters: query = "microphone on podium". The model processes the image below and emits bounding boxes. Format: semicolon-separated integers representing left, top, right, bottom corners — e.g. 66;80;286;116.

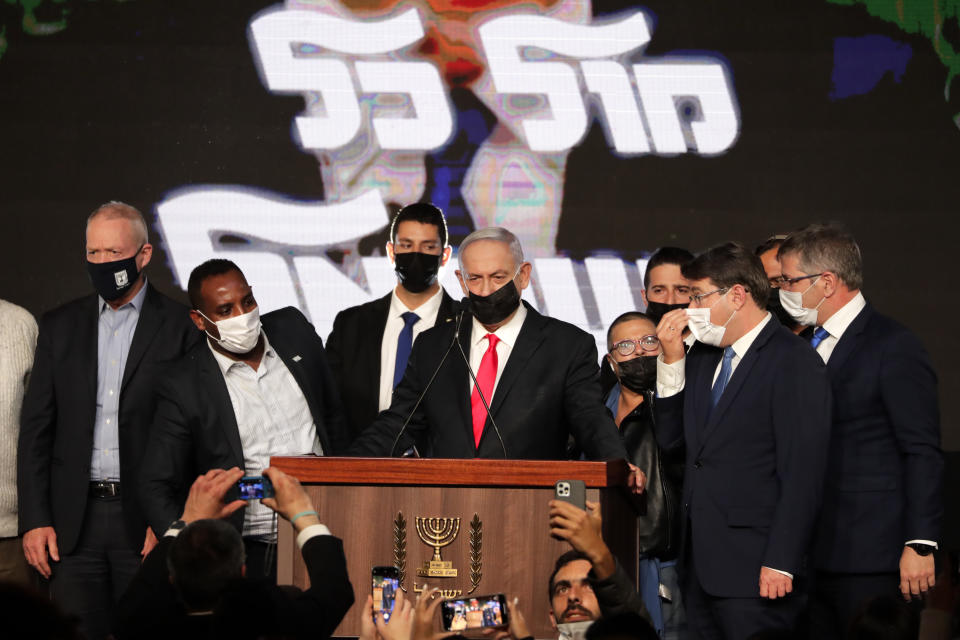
389;298;508;459
388;299;468;457
453;298;508;459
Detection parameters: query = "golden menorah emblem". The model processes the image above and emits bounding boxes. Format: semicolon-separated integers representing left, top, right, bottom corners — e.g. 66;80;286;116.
415;516;460;578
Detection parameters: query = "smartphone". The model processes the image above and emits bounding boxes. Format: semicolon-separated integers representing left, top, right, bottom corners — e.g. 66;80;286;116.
372;566;401;622
441;594;509;632
237;476;275;500
554;479;586;510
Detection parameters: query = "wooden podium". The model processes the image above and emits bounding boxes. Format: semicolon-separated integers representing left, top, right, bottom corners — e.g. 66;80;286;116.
271;456;639;638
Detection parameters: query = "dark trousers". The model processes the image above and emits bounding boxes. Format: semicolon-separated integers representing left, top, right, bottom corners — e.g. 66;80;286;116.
49;496;140;640
807;570;900;639
243;538;278;583
683;530;806;640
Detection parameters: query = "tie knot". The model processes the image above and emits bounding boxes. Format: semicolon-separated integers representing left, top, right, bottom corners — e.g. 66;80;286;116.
401;311;420;327
485;333;500;349
813;327;829;340
722;346;736;361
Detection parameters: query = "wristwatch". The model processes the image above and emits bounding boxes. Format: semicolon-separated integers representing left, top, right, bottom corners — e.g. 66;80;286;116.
905;543;936;556
165;519;187;538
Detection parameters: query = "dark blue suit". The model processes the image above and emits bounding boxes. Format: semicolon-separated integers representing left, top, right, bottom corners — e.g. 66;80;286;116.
809;303;943;636
655;317;831;638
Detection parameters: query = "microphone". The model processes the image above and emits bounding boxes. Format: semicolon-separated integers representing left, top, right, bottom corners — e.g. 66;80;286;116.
388;304;467;457
453;298;507;458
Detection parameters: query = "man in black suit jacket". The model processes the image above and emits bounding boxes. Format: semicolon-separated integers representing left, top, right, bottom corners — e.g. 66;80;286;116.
349;227;628;462
139;259;348;579
777;225;943;638
115;466;353;639
18;202;198;640
654;243;832;639
327;203;457;447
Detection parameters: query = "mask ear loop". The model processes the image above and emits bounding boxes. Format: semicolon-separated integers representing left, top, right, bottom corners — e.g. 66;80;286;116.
194;309;221;343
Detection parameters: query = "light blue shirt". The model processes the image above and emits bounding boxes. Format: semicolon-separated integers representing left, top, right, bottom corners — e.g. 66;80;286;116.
92;281;148;481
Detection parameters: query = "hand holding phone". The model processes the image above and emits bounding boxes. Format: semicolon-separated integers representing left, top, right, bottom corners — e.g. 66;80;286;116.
372;566;401;623
441;594;509;632
237;475;275;500
554;480;586;510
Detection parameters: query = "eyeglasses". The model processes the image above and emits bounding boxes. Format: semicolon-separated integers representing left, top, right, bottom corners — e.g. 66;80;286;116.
609;335;660;356
689;287;729;307
768;276;787;287
779;273;824;286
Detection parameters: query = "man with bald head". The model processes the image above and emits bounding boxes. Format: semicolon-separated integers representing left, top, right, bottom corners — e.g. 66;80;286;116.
349;227;627;461
18;202;197;639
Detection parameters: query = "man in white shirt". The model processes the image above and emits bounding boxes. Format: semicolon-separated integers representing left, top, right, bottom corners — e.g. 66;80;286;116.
654;242;831;639
326;203;458;451
776;224;943;639
139;259;347;581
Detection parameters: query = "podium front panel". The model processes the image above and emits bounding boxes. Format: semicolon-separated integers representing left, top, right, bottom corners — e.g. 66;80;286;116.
273;458;638;639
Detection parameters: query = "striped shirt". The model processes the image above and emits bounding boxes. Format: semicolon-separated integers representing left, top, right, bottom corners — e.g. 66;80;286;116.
207;333;321;539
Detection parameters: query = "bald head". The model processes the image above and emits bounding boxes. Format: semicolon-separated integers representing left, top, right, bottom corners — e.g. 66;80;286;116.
86;201;149;247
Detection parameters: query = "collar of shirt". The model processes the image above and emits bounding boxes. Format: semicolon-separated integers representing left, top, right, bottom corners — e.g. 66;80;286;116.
471;302;527;349
98;277;148;315
821;291;866;341
389;285;444;322
728;311;772;361
206;330;273;376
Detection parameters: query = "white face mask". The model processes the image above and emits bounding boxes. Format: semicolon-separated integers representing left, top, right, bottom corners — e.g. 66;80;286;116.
557;620;595;640
198;307;262;354
685;298;736;347
778;279;823;326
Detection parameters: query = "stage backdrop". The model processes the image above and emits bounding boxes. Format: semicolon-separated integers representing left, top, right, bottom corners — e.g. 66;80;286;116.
1;0;958;448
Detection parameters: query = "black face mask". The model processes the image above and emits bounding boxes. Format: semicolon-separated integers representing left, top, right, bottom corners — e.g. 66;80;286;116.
468;279;521;326
644;301;688;325
615;355;658;394
394;251;441;294
766;291;797;328
86;249;142;301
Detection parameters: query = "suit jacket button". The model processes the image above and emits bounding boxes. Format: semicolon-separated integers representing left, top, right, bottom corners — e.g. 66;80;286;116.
694;459;703;469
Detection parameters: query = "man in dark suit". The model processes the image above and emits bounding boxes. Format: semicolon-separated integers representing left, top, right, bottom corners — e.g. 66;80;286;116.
776;224;943;638
139;258;347;580
348;227;628;462
327;203;457;447
654;242;832;639
115;465;353;639
18;202;198;639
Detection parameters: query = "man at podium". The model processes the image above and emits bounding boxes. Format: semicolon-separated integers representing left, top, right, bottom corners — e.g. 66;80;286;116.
348;227;627;461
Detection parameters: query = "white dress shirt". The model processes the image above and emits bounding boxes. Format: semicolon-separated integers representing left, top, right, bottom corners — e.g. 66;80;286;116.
656;313;772;397
468;304;528;399
656;313;794;577
814;291;865;364
815;292;936;549
208;334;322;539
378;288;445;411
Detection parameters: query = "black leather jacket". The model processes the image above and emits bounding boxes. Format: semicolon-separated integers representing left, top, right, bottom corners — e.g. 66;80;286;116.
606;386;684;561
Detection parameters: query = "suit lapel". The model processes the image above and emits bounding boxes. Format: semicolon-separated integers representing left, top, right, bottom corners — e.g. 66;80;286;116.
436;290;457;326
487;305;546;420
826;304;872;377
268;327;325;448
121;285;163;393
82;295;99;413
698;320;777;451
691;344;721;436
368;293;392;401
455;315;476;451
198;345;244;466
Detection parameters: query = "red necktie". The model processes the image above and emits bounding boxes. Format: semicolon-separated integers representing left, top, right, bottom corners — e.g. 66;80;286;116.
471;334;500;448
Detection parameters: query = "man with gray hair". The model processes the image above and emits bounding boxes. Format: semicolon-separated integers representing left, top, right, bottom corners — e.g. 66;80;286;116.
777;223;943;639
18;202;198;639
349;226;628;461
